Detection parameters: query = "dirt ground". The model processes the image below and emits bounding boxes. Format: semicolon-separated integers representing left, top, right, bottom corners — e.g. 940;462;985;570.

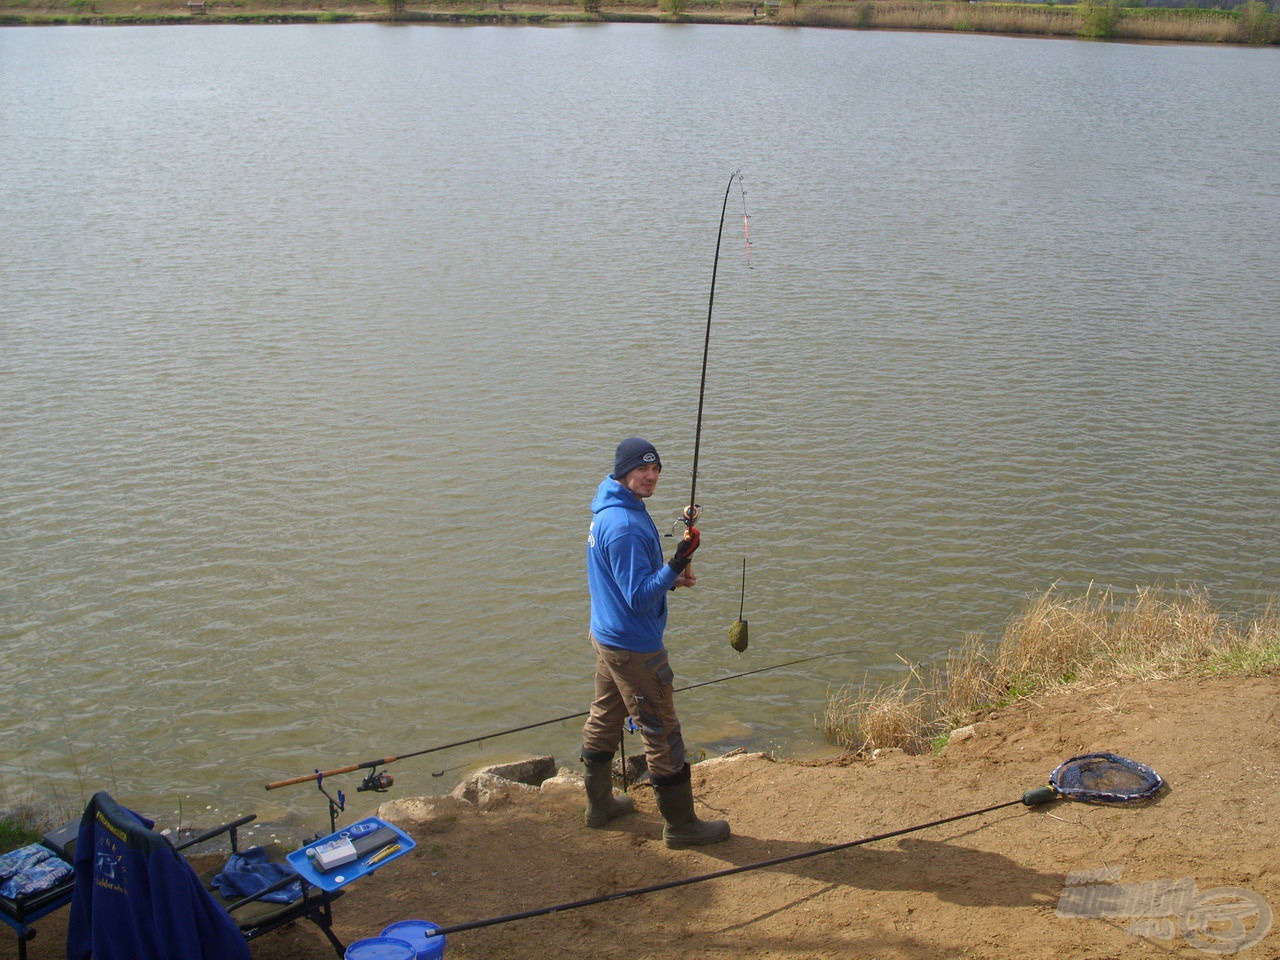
10;675;1279;959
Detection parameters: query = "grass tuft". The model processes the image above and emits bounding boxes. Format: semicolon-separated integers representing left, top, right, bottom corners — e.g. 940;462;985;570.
824;661;935;755
823;584;1279;755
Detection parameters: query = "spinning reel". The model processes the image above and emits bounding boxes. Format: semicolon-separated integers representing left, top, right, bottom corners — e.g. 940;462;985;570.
358;767;395;793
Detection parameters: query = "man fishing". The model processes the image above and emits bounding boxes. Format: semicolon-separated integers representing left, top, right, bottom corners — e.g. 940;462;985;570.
580;437;731;848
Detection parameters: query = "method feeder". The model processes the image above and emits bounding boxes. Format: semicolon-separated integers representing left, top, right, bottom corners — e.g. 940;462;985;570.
728;556;749;652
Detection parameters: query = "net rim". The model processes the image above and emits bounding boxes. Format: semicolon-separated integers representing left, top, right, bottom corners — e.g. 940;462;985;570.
1048;751;1165;803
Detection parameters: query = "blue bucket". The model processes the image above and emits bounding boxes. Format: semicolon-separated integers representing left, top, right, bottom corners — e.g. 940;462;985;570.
344;936;417;960
381;920;446;960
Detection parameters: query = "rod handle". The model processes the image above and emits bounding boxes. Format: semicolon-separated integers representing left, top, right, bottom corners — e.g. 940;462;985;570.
265;757;397;791
1021;786;1059;806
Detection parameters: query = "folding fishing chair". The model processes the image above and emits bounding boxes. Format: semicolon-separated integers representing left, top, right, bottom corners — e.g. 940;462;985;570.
66;791;347;959
0;821;76;960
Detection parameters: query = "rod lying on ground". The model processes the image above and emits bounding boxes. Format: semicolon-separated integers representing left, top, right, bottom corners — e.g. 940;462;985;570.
264;647;863;791
436;795;1041;936
432;753;1164;937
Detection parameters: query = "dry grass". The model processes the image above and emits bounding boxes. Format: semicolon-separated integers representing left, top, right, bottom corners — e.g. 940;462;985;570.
794;1;1263;44
803;1;1079;36
823;584;1280;755
1113;9;1244;42
824;662;934;756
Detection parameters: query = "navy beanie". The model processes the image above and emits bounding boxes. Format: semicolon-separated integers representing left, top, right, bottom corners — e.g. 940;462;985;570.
614;437;661;479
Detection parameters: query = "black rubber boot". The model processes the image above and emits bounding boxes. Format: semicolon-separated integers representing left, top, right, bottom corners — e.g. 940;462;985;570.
652;764;730;848
582;751;636;828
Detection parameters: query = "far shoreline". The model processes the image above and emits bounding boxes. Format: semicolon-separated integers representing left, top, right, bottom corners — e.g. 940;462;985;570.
2;0;1276;46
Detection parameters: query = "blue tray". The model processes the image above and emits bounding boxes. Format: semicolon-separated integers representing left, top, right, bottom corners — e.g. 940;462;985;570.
287;817;415;892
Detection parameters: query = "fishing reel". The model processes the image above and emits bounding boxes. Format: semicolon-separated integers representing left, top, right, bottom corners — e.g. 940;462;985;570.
666;504;702;538
358;767;395;793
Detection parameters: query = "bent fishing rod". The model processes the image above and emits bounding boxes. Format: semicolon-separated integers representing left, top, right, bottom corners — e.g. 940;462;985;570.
264;645;857;791
677;169;744;537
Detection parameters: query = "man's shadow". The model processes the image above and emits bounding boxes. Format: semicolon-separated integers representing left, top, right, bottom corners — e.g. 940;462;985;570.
656;814;1065;909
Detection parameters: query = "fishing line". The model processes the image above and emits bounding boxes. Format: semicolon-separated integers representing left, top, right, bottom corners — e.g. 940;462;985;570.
264;646;860;791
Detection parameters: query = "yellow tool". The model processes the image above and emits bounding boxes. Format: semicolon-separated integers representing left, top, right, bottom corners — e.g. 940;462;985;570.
365;842;401;867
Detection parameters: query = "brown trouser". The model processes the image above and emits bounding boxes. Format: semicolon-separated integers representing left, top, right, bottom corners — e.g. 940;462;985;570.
581;634;687;781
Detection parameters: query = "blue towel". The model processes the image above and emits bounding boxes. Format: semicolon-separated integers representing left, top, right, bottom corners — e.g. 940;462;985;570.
0;843;51;881
0;843;73;899
212;847;302;904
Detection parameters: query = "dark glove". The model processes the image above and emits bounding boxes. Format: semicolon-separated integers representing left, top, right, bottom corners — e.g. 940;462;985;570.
668;526;700;573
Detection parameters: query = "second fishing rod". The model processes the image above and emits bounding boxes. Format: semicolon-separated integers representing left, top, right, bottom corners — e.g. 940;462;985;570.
263;646;860;792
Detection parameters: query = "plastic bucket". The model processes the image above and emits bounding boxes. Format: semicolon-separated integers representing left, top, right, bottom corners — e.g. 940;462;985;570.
381;920;446;960
344;936;417;960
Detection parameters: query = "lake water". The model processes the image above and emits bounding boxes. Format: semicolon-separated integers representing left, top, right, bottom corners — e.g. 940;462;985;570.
1;22;1277;833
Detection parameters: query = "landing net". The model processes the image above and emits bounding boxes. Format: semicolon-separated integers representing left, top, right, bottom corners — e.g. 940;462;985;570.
1049;752;1164;803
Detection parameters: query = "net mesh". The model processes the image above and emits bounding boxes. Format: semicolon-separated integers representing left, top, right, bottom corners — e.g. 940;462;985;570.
1049;753;1164;803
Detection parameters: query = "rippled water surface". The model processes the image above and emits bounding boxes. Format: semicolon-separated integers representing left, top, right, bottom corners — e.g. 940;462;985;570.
2;23;1277;828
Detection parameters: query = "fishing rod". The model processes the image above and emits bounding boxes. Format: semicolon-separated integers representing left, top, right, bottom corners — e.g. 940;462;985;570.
263;646;858;792
434;788;1056;937
677;169;744;537
428;753;1164;938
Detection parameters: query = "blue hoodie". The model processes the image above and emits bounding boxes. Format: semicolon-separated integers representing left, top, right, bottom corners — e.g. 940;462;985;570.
587;476;679;652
